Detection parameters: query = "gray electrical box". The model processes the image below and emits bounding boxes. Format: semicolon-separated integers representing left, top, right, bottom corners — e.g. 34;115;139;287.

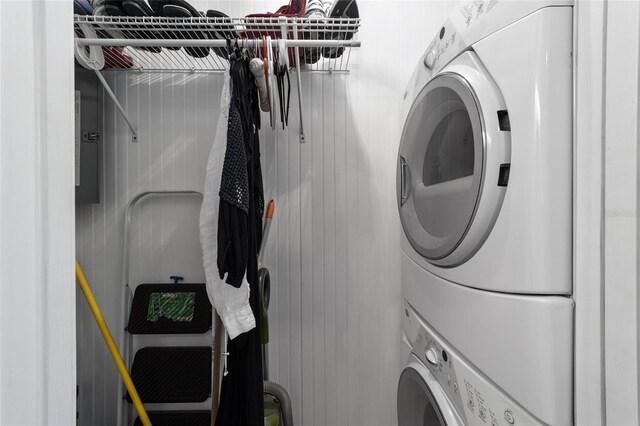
75;69;102;204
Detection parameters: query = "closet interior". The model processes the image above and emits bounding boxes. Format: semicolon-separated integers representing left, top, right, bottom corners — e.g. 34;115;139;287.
74;1;363;425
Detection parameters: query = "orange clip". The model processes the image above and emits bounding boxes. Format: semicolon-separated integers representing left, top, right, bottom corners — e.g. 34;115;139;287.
262;35;268;76
266;200;275;219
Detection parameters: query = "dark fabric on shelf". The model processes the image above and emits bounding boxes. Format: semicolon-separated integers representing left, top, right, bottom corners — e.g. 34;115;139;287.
215;53;265;426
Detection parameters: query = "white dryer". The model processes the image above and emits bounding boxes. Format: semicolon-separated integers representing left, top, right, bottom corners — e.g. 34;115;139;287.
397;1;575;425
398;0;573;294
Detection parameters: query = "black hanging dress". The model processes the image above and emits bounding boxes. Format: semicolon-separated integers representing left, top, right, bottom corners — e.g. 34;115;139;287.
215;53;265;426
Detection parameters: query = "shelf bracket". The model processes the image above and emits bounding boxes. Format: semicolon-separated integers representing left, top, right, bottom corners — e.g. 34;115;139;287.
93;70;138;143
291;19;306;143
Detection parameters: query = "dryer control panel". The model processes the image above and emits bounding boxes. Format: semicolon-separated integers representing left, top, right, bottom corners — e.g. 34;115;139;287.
407;303;542;425
421;0;572;75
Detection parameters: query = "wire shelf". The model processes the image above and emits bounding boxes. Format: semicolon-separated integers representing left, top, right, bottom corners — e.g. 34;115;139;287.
74;15;361;73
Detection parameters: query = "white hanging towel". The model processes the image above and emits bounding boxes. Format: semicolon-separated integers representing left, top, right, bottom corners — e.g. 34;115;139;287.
200;73;256;339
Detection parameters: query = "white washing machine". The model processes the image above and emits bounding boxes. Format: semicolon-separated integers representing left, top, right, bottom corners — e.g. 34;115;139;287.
397;1;575;425
399;303;544;426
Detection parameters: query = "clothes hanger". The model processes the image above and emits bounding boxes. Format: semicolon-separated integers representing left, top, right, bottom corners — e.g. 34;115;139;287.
278;38;291;127
275;39;292;129
234;39;242;60
262;35;274;128
275;55;285;129
226;38;232;61
283;62;291;126
267;35;277;129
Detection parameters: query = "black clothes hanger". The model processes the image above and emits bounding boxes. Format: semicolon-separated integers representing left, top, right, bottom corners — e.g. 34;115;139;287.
275;57;284;129
284;66;290;126
206;10;237;59
275;55;290;128
227;39;243;63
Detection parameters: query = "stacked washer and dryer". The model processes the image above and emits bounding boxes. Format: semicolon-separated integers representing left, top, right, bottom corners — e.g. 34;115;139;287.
396;1;574;425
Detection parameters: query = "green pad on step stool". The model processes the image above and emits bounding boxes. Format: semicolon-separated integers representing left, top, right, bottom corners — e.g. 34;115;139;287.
128;283;211;334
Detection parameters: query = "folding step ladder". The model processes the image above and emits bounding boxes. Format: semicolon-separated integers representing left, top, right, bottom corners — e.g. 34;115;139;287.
118;191;214;426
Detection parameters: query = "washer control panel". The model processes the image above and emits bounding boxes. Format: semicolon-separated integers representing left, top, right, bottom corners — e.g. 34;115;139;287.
413;326;467;423
407;303;542;425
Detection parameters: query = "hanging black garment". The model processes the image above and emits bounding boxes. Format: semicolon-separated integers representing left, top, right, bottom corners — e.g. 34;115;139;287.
215;55;265;426
217;99;250;287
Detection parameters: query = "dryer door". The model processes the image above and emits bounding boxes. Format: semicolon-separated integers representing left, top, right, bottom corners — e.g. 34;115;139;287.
397;51;510;267
397;361;463;426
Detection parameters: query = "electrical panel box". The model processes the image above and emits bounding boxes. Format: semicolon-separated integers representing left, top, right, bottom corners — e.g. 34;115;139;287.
75;70;102;204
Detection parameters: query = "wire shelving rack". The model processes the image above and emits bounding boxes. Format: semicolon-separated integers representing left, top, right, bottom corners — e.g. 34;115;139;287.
74;15;361;142
74;15;361;73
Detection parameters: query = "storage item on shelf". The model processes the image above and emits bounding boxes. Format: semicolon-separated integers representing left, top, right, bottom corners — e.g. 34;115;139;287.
301;0;330;63
323;0;359;58
162;4;210;58
104;0;163;53
246;0;307;19
75;0;93;15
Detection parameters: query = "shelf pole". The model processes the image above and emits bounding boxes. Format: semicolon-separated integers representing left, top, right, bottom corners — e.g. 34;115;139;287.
292;19;306;143
93;70;138;143
76;38;361;49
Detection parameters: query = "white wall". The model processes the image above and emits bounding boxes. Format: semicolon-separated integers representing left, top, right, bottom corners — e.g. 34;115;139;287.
75;1;456;425
574;1;640;424
573;0;606;423
601;1;640;424
0;1;76;425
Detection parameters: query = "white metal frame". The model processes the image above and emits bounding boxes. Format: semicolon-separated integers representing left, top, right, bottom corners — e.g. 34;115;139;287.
117;190;204;426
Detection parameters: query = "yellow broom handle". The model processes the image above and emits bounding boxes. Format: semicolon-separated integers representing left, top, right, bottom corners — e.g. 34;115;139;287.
75;260;152;426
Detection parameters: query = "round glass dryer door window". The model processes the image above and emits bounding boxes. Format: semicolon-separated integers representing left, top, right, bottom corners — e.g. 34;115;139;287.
397;367;447;426
398;74;484;263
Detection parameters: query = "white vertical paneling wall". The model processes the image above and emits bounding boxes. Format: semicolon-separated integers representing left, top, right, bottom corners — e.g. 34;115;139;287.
75;72;221;425
75;2;456;425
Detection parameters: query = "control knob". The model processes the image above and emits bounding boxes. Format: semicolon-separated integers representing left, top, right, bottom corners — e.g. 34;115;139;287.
424;50;436;70
425;347;439;366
